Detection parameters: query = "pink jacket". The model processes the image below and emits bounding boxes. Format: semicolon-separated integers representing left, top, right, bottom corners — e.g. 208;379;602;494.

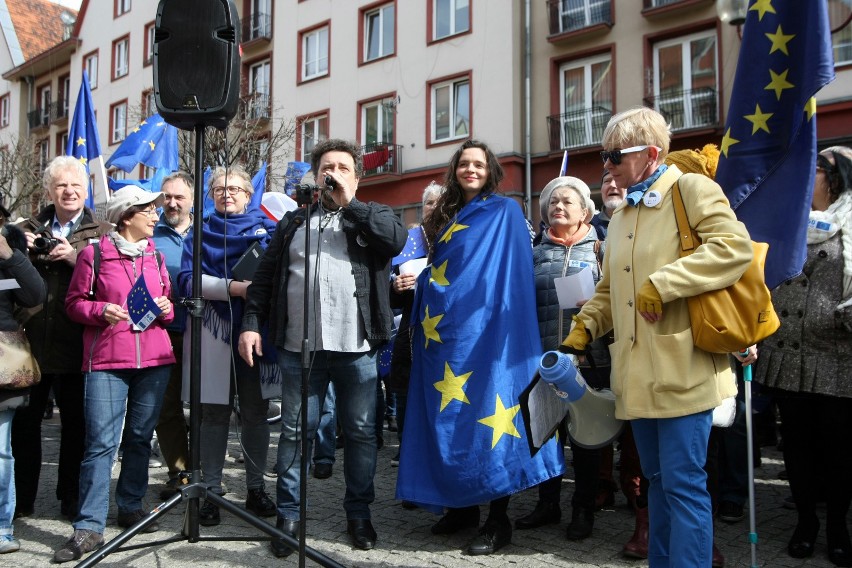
66;234;176;372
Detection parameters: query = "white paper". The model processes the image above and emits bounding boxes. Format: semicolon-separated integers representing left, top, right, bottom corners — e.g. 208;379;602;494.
400;258;428;279
554;267;595;309
0;279;20;290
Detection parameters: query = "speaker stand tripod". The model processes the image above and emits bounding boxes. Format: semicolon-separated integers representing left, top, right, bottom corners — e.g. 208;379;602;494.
76;126;344;568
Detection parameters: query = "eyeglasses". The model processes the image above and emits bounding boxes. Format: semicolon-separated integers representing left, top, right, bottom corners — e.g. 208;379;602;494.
135;207;159;218
211;185;248;197
600;145;657;165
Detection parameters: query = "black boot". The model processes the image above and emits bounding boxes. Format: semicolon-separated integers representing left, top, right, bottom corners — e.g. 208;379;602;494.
270;518;299;558
515;500;561;530
467;517;511;555
565;506;594;541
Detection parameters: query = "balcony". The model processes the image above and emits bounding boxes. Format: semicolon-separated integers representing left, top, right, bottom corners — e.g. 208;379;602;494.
547;0;612;37
27;108;50;130
643;0;682;7
241;93;271;121
360;142;403;178
547;106;612;151
48;100;69;124
243;12;272;43
643;87;719;132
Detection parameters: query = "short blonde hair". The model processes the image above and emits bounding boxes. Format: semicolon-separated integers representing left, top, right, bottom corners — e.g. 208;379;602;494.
208;165;253;194
602;107;671;161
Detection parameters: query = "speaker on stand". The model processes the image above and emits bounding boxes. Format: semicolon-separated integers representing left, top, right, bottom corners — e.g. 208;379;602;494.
77;2;340;566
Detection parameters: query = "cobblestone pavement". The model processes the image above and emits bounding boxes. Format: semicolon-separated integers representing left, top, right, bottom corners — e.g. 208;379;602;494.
9;413;849;567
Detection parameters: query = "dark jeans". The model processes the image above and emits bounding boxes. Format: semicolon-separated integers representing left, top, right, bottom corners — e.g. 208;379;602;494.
12;372;85;510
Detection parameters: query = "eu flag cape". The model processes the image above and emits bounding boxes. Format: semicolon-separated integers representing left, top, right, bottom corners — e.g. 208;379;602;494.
396;195;565;510
715;1;834;288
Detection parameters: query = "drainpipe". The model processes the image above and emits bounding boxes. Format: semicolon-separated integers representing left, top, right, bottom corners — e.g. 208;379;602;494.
523;0;532;222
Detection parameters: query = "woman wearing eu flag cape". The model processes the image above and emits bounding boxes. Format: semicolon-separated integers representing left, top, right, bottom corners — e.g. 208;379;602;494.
396;139;565;556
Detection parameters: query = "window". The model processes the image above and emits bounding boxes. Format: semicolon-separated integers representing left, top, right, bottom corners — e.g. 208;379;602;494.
300;113;328;162
831;0;852;65
555;0;611;34
84;51;99;89
143;89;156;117
430;75;470;143
57;131;69;156
38;85;52;126
115;0;131;16
37;139;49;172
60;75;70;118
249;0;272;40
144;22;155;66
110;101;128;143
433;0;470;41
301;25;329;81
361;97;396;145
556;53;612;148
113;36;129;80
248;59;271;119
0;95;9;128
652;30;718;130
364;3;395;62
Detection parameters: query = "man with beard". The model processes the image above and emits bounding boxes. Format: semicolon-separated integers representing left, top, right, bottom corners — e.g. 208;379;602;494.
151;171;193;497
590;170;627;239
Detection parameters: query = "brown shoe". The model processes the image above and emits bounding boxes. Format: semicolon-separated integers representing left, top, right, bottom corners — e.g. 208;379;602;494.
622;507;649;559
53;529;104;563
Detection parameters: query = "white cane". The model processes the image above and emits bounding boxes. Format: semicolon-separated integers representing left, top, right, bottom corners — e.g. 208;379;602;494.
740;349;759;568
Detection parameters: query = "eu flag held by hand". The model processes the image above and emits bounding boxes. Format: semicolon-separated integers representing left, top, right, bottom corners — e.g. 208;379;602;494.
127;274;162;332
392;226;427;266
715;0;834;288
105;114;179;173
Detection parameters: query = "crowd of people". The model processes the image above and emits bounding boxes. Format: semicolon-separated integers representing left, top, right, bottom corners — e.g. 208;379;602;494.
0;109;849;568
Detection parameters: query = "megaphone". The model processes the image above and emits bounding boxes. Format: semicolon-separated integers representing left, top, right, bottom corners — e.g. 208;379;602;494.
538;350;624;449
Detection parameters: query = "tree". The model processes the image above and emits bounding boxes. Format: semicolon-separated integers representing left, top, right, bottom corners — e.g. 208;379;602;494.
0;134;50;220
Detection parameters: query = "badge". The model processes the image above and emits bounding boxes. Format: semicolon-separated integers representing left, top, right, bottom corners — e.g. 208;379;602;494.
643;191;661;207
356;234;368;247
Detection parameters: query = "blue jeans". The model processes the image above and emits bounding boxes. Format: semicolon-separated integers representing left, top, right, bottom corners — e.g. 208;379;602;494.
277;350;377;521
75;366;171;533
632;410;713;568
0;409;14;535
313;383;336;466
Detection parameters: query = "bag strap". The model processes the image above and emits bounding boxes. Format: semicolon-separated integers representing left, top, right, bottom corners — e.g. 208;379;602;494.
671;180;698;256
88;242;164;300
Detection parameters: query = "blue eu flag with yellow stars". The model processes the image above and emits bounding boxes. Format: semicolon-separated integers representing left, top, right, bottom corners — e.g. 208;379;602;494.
127;274;162;332
396;195;565;511
715;0;834;288
392;227;427;266
105;113;179;174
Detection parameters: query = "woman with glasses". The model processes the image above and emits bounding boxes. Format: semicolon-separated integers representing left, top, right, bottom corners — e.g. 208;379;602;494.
56;186;175;563
560;107;752;568
177;166;278;527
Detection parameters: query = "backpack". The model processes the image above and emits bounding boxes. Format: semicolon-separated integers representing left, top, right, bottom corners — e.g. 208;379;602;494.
87;241;165;300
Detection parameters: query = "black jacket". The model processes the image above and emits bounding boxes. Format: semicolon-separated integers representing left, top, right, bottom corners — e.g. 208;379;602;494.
242;197;406;350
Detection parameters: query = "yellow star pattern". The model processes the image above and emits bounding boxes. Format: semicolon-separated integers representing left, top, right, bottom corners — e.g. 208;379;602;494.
430;260;450;286
77;156;88;165
75;136;86;147
438;222;469;244
765;25;794;55
433;362;472;412
805;97;817;121
132;126;141;134
148;140;156;151
744;104;773;134
720;128;740;158
765;69;794;100
421;305;444;348
477;394;521;449
749;0;776;21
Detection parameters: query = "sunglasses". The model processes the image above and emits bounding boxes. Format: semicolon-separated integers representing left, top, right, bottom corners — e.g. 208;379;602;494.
600;145;656;165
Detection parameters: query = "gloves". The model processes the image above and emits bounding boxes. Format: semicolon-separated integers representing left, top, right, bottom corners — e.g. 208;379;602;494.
636;280;662;315
559;315;591;355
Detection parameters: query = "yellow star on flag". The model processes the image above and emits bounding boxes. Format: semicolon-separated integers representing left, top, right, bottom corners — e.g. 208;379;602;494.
749;0;776;21
77;156;88;165
765;69;794;100
720;128;740;158
132;126;141;134
430;260;450;286
76;137;86;147
433;362;472;411
421;305;444;348
477;394;521;449
148;140;156;151
765;25;795;55
438;222;469;244
744;104;773;134
805;97;817;121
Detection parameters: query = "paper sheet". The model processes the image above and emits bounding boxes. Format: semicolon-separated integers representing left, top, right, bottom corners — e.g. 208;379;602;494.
554;267;595;309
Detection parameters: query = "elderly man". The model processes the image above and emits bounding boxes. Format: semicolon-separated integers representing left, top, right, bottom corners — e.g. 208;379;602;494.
239;139;405;556
11;156;112;520
151;171;193;498
590;169;627;239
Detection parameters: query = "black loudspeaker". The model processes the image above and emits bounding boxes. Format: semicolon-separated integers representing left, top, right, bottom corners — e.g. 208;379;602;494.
154;0;241;130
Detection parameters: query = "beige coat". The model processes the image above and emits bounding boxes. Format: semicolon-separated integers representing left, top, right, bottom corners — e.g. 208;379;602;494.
577;166;751;419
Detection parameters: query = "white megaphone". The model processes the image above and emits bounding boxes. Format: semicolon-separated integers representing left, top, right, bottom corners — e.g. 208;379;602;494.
538;350;624;449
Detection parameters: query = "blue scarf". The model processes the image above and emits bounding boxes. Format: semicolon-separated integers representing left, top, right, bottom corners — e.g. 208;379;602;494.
625;164;668;207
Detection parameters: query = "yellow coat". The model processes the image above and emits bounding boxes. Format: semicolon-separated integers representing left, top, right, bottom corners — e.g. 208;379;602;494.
577;165;751;419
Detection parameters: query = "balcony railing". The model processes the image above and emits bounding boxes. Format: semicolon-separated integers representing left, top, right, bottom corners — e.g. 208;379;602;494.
243;12;272;43
241;93;271;121
48;100;69;123
547;106;613;151
643;0;685;7
360;142;402;177
643;87;719;131
547;0;612;36
27;108;50;130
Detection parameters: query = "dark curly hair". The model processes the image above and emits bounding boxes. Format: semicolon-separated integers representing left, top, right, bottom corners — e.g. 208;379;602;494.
310;139;364;180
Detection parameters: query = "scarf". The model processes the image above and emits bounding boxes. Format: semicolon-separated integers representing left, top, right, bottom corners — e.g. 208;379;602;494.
547;224;590;246
807;190;852;307
110;231;147;257
625;164;668;207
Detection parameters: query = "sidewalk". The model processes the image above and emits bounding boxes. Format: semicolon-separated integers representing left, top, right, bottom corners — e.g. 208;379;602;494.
10;414;847;567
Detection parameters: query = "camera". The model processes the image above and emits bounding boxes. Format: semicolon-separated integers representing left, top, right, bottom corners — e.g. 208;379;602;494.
33;235;60;254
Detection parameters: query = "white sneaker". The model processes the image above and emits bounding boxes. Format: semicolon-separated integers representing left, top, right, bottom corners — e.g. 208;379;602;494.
0;535;20;553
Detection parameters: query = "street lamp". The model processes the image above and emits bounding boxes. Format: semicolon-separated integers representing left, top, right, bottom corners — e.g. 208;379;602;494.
716;0;748;26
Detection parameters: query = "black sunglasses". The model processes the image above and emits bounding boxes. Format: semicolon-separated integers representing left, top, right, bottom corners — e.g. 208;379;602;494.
600;145;655;165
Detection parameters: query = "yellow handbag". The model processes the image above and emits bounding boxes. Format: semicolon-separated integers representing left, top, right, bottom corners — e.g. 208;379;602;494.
671;181;780;354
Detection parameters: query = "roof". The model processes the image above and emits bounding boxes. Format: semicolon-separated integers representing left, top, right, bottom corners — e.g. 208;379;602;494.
7;0;73;60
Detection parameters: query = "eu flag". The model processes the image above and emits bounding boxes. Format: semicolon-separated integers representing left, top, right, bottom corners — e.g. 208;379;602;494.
715;0;834;288
127;273;162;332
396;195;565;511
105;113;179;173
392;226;427;266
66;71;108;209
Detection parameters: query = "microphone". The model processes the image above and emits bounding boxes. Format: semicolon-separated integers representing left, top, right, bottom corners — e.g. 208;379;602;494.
324;175;337;191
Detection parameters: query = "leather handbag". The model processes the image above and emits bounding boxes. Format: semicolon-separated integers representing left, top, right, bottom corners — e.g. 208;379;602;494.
671;181;780;354
0;328;41;389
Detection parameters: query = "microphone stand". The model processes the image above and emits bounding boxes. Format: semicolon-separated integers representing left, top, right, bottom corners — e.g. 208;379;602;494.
76;130;343;568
